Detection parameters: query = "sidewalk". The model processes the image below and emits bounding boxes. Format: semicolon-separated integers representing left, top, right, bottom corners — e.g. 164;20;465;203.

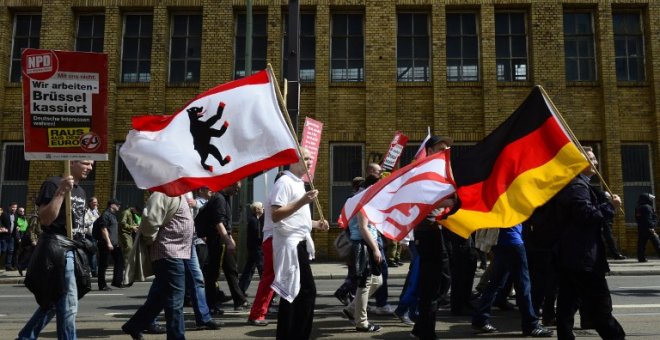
1;258;658;285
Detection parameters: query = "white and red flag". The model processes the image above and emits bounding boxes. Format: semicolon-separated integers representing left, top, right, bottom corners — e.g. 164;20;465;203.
119;70;299;196
337;150;456;241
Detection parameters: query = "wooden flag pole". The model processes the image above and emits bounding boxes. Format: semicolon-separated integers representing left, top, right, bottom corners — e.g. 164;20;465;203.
537;85;624;215
267;64;326;222
64;160;73;239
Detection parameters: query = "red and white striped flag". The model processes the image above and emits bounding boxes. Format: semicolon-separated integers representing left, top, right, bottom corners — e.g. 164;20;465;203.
338;150;456;241
119;70;299;196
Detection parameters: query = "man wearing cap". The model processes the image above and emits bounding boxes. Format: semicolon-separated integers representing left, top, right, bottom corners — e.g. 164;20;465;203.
97;198;124;291
410;135;455;340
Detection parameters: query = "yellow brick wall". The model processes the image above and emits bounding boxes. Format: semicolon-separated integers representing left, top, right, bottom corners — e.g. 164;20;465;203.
1;0;659;258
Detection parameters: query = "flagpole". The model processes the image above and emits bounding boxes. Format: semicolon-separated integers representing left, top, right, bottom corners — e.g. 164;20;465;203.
267;64;326;222
537;85;624;214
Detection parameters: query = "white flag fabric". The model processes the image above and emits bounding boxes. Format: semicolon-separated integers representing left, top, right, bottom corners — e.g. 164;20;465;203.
338;150;456;241
120;70;299;196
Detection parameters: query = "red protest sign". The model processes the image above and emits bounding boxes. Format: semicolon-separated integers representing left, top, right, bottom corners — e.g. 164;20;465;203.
300;117;323;183
22;49;108;160
381;131;409;171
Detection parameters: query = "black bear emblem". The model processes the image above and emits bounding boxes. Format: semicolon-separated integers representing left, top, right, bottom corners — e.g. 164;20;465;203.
187;102;231;172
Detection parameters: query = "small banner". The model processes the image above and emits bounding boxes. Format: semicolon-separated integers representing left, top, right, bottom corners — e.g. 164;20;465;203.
300;117;323;183
22;49;108;160
381;131;409;171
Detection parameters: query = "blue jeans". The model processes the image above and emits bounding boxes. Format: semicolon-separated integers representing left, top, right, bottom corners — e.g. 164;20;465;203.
395;241;419;316
123;258;186;340
17;250;78;340
374;236;389;307
1;236;15;268
185;246;212;325
472;243;539;332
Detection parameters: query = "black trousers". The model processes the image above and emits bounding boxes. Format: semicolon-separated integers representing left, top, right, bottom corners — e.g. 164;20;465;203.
556;268;625;340
221;243;247;307
527;248;557;321
204;237;222;308
637;230;660;261
449;234;477;313
276;241;316;340
97;243;124;288
412;227;450;339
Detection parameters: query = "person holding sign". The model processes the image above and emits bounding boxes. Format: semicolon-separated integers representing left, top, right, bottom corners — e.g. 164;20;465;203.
17;160;94;340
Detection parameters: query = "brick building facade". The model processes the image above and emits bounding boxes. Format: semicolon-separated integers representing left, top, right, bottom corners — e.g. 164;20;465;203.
1;0;658;259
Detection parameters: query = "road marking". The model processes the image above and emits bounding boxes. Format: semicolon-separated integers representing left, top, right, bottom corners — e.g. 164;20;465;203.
613;304;660;308
616;286;660;289
0;295;32;298
85;293;124;296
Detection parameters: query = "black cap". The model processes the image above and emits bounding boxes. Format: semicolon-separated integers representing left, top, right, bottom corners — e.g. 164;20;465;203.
107;198;122;207
425;135;453;149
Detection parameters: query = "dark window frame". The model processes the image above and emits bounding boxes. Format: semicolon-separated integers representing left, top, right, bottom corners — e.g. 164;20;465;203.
563;11;597;82
283;12;316;83
495;11;528;82
9;13;41;83
621;143;654;224
75;13;105;53
330;143;364;223
121;13;153;83
234;11;268;80
397;12;431;82
330;13;365;82
612;11;646;82
168;12;203;84
446;12;480;82
0;143;29;208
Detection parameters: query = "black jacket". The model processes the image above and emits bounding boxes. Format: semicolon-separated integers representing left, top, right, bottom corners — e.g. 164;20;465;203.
555;175;614;274
635;194;657;232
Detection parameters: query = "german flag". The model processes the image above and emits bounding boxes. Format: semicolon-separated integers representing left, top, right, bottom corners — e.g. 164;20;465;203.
442;86;589;238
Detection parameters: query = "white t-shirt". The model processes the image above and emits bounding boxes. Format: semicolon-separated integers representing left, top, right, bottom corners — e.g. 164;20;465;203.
263;170;311;242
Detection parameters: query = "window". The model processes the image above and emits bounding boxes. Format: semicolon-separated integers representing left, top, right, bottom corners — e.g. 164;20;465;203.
169;13;202;83
121;14;153;83
331;13;364;82
234;12;267;79
10;14;41;82
283;13;316;82
1;143;29;208
397;12;430;82
495;12;528;81
446;12;479;82
563;12;596;81
330;144;364;222
114;144;146;211
613;12;645;81
621;144;654;224
75;14;104;52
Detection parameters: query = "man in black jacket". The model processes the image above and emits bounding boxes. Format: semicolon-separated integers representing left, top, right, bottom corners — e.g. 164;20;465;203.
635;193;660;262
554;147;625;340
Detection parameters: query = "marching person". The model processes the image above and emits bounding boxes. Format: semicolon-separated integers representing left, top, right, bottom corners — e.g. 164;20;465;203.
635;193;660;262
271;147;329;339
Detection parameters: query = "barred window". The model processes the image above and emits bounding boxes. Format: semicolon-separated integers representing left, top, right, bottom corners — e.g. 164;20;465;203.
397;12;430;82
1;143;29;208
75;14;105;52
446;12;479;82
564;12;596;81
114;144;145;211
235;12;267;79
283;13;316;82
495;12;528;81
121;14;153;83
613;12;645;81
169;13;202;83
331;13;364;82
621;144;654;224
10;13;41;82
330;144;364;222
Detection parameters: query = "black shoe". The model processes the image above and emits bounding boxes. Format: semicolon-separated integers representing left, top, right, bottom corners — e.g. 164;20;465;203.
523;326;553;337
234;301;250;311
198;319;222;330
111;283;125;289
356;323;381;332
334;290;350;306
121;325;144;340
397;260;405;266
613;254;627;260
18;268;23;276
472;323;497;333
494;301;515;311
211;307;225;316
387;261;399;267
341;308;354;321
99;286;112;291
639;258;648;263
144;323;166;334
247;319;269;326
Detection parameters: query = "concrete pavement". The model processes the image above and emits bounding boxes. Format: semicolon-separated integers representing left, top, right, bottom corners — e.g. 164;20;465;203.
1;258;659;285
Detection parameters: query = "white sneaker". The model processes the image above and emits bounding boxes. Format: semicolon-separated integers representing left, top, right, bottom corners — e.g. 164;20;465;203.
371;304;395;315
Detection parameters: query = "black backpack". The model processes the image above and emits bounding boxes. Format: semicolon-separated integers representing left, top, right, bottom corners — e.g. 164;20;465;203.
92;217;103;240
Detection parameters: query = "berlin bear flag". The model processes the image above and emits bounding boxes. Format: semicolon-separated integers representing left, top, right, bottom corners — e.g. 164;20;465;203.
120;70;299;196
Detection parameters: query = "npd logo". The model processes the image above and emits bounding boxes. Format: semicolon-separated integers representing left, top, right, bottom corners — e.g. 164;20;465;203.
22;49;58;80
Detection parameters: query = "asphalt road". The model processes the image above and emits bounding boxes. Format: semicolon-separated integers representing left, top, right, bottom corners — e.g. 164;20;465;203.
1;275;660;339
